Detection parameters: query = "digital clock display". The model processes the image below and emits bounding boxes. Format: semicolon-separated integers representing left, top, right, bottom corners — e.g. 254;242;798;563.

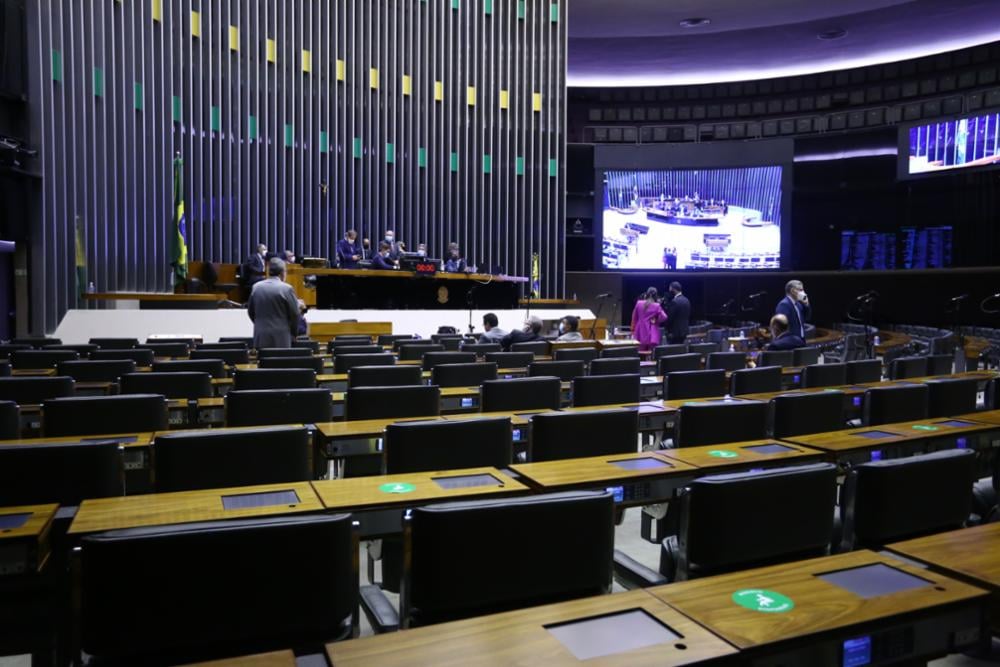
415;262;437;275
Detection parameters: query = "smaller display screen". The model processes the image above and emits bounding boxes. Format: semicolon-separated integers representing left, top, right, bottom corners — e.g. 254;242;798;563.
843;636;872;667
606;486;625;503
817;563;932;599
933;420;975;428
610;457;672;471
0;513;31;530
741;443;796;454
221;490;299;510
852;430;897;440
432;473;501;490
461;397;474;408
545;609;681;661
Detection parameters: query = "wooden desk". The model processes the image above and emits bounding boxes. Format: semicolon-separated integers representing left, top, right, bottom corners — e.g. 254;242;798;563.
0;503;58;576
182;649;297;667
658;440;824;472
69;481;323;535
327;588;736;667
650;550;988;662
511;452;697;507
957;409;1000;426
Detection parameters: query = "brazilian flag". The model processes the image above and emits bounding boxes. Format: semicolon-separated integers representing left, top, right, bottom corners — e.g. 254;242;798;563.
531;252;540;299
170;154;189;286
74;215;87;304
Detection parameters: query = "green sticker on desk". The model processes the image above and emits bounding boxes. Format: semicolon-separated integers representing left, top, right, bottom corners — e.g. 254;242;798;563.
708;449;739;459
912;425;939;432
379;482;416;494
732;589;794;613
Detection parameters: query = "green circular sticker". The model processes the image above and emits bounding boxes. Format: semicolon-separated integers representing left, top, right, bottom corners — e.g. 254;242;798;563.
732;589;795;613
379;482;416;494
708;449;739;459
912;425;939;432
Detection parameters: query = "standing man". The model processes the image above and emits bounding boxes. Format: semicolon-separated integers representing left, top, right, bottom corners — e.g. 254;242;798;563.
247;258;300;349
242;243;269;287
336;230;361;268
479;313;508;343
775;279;811;340
383;230;403;261
664;281;690;344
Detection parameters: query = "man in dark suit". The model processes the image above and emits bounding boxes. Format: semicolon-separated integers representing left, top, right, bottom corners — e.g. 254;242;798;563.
775;279;811;340
241;243;269;287
766;314;805;350
500;316;544;351
336;230;361;268
247;258;300;349
664;281;690;344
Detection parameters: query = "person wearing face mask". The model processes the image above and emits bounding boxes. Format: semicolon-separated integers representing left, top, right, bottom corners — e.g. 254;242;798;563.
372;241;399;270
336;230;361;268
444;243;467;272
241;243;270;287
383;230;402;261
774;279;811;340
556;315;583;341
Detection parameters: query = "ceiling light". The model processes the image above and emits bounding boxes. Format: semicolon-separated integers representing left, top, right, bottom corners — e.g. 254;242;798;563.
817;27;848;41
679;17;711;28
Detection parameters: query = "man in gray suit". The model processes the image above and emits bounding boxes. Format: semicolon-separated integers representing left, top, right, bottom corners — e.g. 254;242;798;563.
247;258;300;349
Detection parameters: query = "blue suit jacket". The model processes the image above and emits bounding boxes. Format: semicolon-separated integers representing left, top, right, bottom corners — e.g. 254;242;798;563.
767;332;806;351
337;239;360;268
775;296;811;339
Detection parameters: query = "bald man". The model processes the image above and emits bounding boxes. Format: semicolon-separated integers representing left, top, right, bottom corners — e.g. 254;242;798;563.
766;314;806;351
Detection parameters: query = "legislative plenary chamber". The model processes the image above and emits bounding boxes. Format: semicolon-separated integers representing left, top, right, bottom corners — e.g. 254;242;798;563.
4;0;1000;665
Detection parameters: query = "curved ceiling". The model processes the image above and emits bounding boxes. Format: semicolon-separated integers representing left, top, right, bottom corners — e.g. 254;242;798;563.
568;0;1000;87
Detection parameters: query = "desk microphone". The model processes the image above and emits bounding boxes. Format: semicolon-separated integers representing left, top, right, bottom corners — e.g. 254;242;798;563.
595;293;614;299
748;291;767;299
950;293;970;302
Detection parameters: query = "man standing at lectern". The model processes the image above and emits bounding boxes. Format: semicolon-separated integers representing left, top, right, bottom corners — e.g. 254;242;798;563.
242;243;269;287
248;258;300;349
775;280;811;340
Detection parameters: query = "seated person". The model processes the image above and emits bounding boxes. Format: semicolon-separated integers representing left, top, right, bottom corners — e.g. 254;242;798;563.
281;249;297;264
336;230;361;268
766;313;805;350
444;243;467;273
556;315;583;341
479;312;508;343
296;299;308;336
416;243;428;257
371;241;399;270
501;316;544;351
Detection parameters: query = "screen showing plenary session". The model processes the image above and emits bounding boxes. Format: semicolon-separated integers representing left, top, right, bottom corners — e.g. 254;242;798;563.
904;111;1000;177
601;166;783;270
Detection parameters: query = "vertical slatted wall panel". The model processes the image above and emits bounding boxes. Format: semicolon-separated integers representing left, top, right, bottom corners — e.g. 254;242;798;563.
27;0;565;333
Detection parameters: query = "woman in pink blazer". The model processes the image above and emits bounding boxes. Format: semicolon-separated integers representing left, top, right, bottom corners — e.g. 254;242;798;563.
631;287;668;352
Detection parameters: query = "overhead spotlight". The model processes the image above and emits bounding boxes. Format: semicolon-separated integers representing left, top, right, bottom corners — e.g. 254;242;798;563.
679;17;711;28
817;27;848;40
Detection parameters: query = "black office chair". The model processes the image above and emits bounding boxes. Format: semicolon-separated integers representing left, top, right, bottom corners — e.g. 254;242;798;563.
328;339;375;354
662;369;725;401
600;346;640;358
758;350;794;368
653;344;688;359
197;341;248;350
330;344;383;357
688;342;719;360
87;349;155;366
459;342;501;357
706;351;746;372
11;349;79;370
88;337;139;349
348;365;423;388
589;357;640;376
119;372;213;399
233;368;316;390
258;356;326;373
153;426;312;492
378;334;415;347
0;440;122;505
0;376;75;404
924;377;978;418
422;351;477;371
846;359;882;384
927;353;954;376
257;347;316;358
553;347;598;363
729;366;782;395
334;334;373;343
136;342;190;358
433;337;462;351
770;391;846;438
613;463;837;587
42;394;169;436
56;360;136;383
793;347;821;367
345;385;441;421
152;359;227;379
384;417;512;473
510;341;550;356
862;384;929;426
292;339;321;354
572;374;640;407
225;388;334;427
0;361;9;377
0;400;17;439
528;360;586;381
397;343;445;361
361;491;614;631
674;400;769;447
0;343;31;359
483;351;534;368
657;353;701;375
481;376;561;412
333;352;395;374
431;362;498;388
12;337;62;348
189;348;250;366
838;449;976;551
801;363;847;388
45;343;100;358
79;514;359;665
888;355;929;380
531;409;638;462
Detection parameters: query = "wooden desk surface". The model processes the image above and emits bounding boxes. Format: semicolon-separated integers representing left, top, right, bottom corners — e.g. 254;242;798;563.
315;416;446;440
0;503;58;541
82;291;228;301
957;409;1000;426
327;589;736;667
781;426;913;453
69;481;323;535
441;411;537;426
658;440;824;471
877;416;999;438
292;266;529;283
649;550;988;650
311;467;528;511
182;649;297;667
0;432;154;449
511;452;697;490
559;401;674;416
331;386;478;403
887;523;1000;592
